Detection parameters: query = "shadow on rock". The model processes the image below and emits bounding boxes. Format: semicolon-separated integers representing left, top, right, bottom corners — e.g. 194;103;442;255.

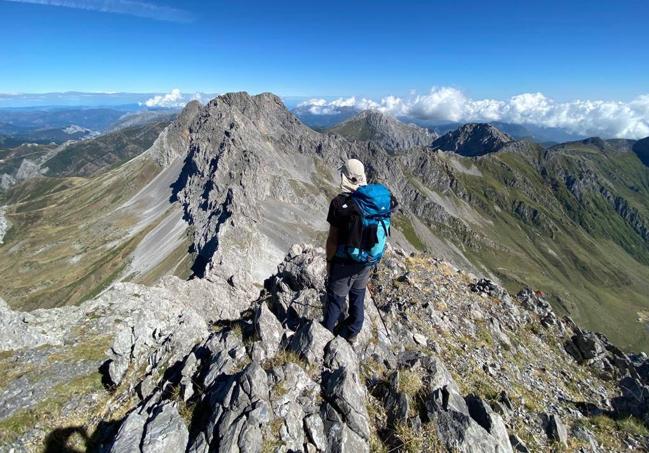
43;426;89;453
44;420;123;453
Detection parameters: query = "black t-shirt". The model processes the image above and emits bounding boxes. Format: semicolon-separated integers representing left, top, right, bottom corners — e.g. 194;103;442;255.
327;193;360;261
327;191;399;252
326;193;355;230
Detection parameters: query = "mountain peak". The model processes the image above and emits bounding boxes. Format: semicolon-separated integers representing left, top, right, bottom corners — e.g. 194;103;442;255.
432;122;514;156
328;109;435;151
209;91;284;110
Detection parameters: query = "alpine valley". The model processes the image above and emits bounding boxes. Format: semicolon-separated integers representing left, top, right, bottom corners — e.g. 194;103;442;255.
1;92;648;452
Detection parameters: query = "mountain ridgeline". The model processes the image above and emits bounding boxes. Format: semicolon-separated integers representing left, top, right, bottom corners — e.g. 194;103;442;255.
430;123;514;156
1;92;649;451
328;109;437;151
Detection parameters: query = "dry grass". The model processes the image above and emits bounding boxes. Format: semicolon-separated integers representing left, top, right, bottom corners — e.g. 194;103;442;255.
262;350;308;371
261;418;284;453
398;369;424;396
393;422;424;453
0;372;106;445
0;158;169;311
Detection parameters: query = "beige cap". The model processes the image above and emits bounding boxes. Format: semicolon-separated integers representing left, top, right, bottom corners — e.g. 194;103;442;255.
339;158;367;193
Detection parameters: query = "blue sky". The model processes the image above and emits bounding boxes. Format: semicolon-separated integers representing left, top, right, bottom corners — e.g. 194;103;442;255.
1;0;648;100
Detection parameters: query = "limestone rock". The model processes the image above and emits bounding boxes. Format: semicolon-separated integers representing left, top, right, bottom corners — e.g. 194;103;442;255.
288;320;334;366
545;414;568;446
323;366;370;440
252;303;284;361
328;109;435;152
109;409;148;453
465;395;513;453
141;402;189;453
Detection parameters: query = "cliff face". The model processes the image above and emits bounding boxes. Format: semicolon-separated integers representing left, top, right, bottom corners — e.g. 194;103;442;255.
172;92;393;286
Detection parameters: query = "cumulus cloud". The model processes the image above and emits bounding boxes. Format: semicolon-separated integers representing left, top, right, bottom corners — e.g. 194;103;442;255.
142;89;210;108
298;87;649;139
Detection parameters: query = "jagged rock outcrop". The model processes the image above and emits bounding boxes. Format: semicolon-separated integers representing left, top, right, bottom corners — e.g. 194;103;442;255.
15;158;45;180
169;92;488;289
432;123;514;156
0;206;10;244
84;245;649;452
0;173;15;190
328;110;436;151
172;92;367;286
0;275;250;448
144;100;201;166
3;244;649;451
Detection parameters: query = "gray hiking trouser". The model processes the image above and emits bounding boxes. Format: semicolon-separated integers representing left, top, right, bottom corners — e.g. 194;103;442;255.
323;261;373;337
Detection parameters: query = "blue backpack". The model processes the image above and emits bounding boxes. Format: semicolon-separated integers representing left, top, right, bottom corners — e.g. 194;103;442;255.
336;184;393;264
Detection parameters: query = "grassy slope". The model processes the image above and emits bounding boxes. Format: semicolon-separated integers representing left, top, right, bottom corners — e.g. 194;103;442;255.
329;120;373;142
45;120;170;177
0;155;190;310
0;144;56;175
440;146;649;351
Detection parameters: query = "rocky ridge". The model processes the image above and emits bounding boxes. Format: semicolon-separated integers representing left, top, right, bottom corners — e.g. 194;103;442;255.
431;123;514;156
110;246;648;452
4;245;647;451
168;92;490;287
328;110;436;152
4;92;649;349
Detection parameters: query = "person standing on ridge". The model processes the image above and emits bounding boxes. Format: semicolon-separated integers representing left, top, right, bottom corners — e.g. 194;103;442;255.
323;158;397;343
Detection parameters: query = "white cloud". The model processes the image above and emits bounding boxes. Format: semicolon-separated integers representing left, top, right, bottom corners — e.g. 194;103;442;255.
297;87;649;139
142;89;208;108
2;0;194;22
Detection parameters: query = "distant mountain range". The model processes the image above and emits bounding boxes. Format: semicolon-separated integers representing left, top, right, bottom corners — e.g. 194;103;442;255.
0;106;179;150
293;105;589;144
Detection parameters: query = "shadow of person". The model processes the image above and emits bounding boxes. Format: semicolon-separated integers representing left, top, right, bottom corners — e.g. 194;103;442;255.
43;426;89;453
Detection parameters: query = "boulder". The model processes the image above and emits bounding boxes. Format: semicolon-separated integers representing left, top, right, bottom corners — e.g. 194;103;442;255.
274;245;327;292
567;331;606;362
465;395;513;453
324;336;359;374
322;403;370;453
611;376;649;419
323;366;371;440
141;402;189;453
304;413;327;451
202;329;247;388
252;303;284;361
545;414;568;446
109;409;148;453
288;320;334;366
385;371;410;427
432;409;503;453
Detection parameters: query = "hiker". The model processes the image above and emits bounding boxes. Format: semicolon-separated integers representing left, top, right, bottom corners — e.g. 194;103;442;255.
323;158;397;343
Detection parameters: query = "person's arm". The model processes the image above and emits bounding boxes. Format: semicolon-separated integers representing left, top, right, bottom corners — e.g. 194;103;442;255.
325;225;339;273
